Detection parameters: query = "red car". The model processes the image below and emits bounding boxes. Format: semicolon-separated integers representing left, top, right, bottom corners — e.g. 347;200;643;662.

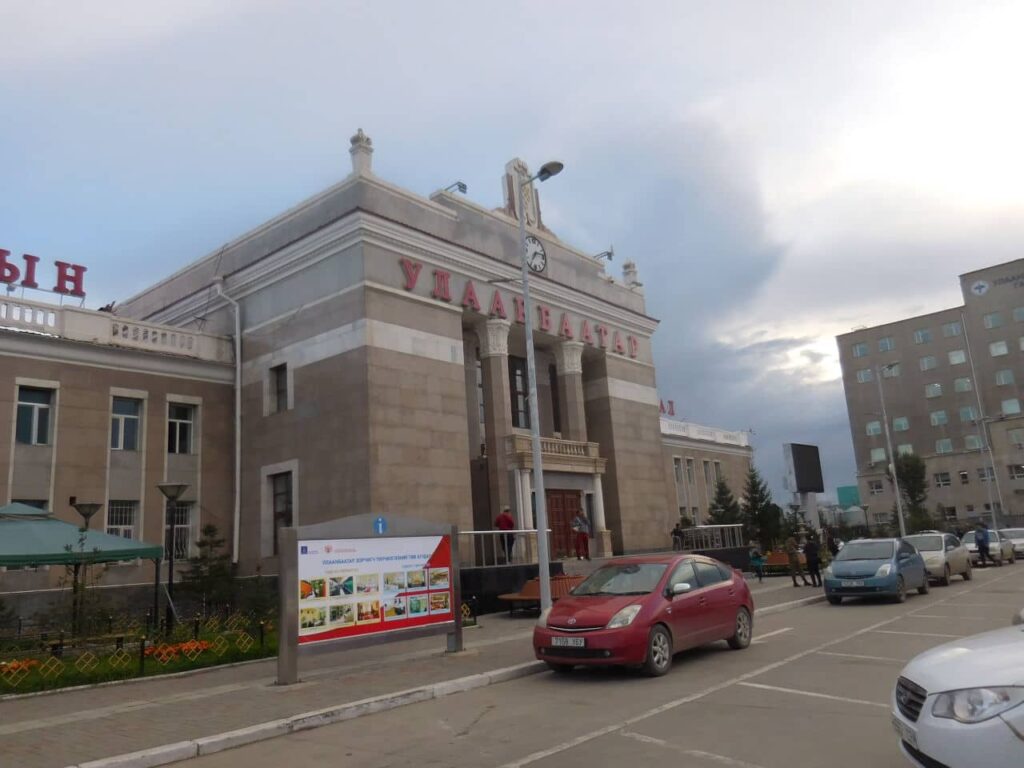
533;554;754;676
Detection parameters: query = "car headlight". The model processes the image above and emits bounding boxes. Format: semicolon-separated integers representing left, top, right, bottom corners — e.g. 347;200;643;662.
536;607;551;628
933;687;1024;723
822;566;833;579
606;604;641;629
875;563;892;577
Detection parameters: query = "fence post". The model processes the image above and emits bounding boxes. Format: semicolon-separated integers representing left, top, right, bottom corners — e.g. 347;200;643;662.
139;636;146;675
193;616;200;640
107;615;113;634
17;616;22;638
259;620;265;651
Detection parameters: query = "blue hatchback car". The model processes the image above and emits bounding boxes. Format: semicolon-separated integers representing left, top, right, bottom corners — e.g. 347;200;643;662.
823;538;928;605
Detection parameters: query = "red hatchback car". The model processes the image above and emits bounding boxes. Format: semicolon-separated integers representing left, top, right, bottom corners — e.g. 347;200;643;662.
533;554;754;676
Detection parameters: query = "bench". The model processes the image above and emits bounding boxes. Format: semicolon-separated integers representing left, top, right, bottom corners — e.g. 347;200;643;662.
498;574;584;615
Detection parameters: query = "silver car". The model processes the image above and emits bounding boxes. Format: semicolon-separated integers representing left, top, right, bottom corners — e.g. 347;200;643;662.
962;529;1016;566
904;532;971;585
1000;528;1024;559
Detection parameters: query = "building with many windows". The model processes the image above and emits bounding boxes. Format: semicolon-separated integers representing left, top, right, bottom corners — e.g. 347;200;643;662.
662;419;752;526
838;258;1024;528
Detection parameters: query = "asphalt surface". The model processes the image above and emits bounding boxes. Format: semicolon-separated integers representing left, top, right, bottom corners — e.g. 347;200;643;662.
189;564;1024;768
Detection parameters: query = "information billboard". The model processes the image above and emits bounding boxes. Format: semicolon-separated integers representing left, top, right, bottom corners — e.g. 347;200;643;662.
296;535;453;645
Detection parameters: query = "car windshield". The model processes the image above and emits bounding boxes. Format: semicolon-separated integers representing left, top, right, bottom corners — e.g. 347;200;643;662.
835;541;895;561
572;563;667;596
904;535;943;552
1002;528;1024;538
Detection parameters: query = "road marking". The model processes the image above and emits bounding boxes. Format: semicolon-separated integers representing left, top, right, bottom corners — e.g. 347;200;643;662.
874;630;963;639
751;627;792;644
496;569;1023;768
817;651;906;664
908;613;987;619
737;682;888;708
620;732;767;767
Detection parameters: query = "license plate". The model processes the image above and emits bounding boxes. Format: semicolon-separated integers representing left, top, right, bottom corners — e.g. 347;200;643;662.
842;580;865;587
551;636;585;648
892;716;918;749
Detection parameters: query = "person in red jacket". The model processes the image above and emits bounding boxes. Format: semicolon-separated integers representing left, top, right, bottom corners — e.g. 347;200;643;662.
495;507;515;562
571;510;591;560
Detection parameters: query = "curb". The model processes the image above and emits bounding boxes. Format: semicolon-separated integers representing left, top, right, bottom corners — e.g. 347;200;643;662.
67;660;546;768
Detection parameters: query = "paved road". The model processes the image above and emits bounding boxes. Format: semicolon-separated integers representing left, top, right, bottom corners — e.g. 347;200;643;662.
191;564;1024;768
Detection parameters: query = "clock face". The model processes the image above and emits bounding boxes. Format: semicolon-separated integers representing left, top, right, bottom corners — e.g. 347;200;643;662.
525;236;547;273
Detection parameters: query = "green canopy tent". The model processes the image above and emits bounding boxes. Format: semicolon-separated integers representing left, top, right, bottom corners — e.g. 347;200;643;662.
0;502;164;626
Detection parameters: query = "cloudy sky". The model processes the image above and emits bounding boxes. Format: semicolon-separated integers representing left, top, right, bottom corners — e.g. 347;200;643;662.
3;1;1024;500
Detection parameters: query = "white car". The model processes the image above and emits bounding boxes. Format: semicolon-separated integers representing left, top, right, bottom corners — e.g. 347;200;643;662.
904;532;972;586
892;619;1024;767
1001;528;1024;559
962;529;1016;566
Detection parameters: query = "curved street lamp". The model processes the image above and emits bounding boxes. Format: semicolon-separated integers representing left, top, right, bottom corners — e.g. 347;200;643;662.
157;483;189;632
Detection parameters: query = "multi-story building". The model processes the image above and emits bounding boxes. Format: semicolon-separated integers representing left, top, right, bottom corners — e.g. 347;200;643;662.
838;258;1024;529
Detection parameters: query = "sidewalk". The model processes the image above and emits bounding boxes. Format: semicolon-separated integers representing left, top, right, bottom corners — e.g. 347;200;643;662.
1;579;817;768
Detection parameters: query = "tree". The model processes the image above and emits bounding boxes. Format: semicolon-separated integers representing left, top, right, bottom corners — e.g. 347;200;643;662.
891;454;933;534
708;479;742;525
183;524;235;614
740;466;780;548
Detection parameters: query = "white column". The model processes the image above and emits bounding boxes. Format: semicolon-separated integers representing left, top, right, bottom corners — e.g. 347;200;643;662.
520;470;534;528
592;474;607;531
512;467;524;529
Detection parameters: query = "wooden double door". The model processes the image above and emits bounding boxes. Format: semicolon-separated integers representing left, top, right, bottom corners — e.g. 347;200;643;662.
547;489;582;559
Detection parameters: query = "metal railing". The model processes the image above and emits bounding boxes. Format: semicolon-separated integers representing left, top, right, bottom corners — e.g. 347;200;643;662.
681;524;746;551
457;529;553;568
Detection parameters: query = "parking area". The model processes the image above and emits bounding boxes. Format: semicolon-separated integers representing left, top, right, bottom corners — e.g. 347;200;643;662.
190;564;1024;768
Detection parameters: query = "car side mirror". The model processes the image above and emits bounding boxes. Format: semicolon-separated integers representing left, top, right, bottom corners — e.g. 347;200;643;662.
946;545;956;552
671;582;692;596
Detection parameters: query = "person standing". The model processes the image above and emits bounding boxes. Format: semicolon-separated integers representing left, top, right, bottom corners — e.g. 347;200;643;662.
748;541;766;583
671;523;684;551
786;536;811;587
494;507;515;562
804;536;822;587
975;521;992;567
571;510;591;560
826;531;839;559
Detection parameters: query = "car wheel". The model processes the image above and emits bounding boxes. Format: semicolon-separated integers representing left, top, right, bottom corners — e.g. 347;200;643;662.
963;563;973;581
546;662;575;674
827;595;842;605
940;565;951;587
918;576;930;595
997;555;1004;567
727;608;752;650
642;625;673;677
893;576;907;603
1011;552;1017;564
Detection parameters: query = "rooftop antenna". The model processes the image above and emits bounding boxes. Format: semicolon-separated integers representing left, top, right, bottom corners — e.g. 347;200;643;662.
443;181;468;194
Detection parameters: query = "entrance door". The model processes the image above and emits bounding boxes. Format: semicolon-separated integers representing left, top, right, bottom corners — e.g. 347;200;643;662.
546;490;580;560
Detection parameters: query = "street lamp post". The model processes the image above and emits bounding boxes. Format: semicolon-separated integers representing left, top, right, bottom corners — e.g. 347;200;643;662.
515;159;563;612
875;363;907;538
157;483;189;632
70;501;102;635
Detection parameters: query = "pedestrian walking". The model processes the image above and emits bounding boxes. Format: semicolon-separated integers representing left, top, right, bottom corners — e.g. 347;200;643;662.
671;523;684;551
826;532;839;559
785;536;811;587
975;521;992;567
571;510;591;560
804;535;822;587
494;507;515;562
748;541;766;583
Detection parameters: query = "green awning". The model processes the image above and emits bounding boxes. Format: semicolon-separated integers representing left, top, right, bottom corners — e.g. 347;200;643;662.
0;504;162;566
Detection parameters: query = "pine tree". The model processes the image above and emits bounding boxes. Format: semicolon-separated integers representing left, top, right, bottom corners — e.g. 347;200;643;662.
183;524;235;615
890;454;933;534
708;479;742;525
741;466;780;548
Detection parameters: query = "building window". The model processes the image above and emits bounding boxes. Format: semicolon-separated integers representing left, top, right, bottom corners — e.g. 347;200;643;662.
925;383;943;398
866;420;882;436
868;480;883;496
878;336;895;352
16;386;53;445
959;470;970;485
702;460;713;488
110;397;141;451
965;504;975;515
935;439;953;454
882;363;900;378
893;417;909;432
1019;336;1024;352
913;328;932;344
1009;428;1024;448
939;506;958;522
856;368;873;383
983;312;1004;329
990;340;1009;357
897;444;914;456
271;471;293;555
873;512;889;525
1002;398;1022;415
12;499;47;510
934;472;951;488
508;356;530;429
852;342;868;358
965;434;983;451
548;365;562;435
919;356;937;371
959;406;978;423
978;466;995;482
106;501;137;539
271;364;288;413
168;502;192;559
714;460;722;484
685;458;695;484
167;404;194;454
870;447;887;463
1014;307;1024;323
948;349;966;365
954;377;973;393
673;457;683;485
996;369;1015;386
1009;465;1024;481
930;410;948;427
942;321;962;338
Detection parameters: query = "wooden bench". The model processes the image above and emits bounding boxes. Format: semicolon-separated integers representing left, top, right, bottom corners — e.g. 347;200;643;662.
498;574;584;615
